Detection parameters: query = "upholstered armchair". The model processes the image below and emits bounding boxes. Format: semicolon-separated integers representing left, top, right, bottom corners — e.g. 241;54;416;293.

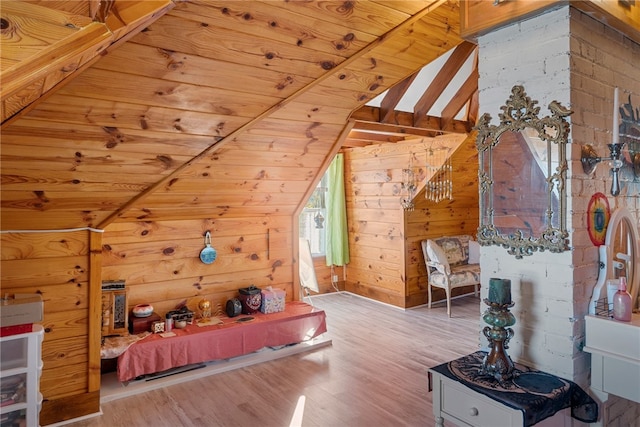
421;235;480;317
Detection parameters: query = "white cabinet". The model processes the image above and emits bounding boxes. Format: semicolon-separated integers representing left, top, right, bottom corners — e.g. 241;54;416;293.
429;366;572;427
430;369;524;427
1;325;44;427
584;313;640;404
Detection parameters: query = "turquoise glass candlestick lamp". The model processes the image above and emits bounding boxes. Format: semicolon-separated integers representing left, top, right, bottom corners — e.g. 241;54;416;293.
480;278;516;383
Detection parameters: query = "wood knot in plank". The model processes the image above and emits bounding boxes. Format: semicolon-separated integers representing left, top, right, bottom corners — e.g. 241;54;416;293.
320;61;335;70
167;60;183;71
337;1;355;14
276;76;294;91
156;155;174;168
271;259;283;272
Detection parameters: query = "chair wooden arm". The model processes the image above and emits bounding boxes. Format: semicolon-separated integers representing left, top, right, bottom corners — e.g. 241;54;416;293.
426;260;450;275
426;261;440;269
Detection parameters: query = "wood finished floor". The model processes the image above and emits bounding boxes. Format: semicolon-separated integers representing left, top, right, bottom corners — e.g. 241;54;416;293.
64;292;481;427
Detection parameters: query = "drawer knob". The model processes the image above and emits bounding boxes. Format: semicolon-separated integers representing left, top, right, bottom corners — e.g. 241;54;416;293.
469;407;479;416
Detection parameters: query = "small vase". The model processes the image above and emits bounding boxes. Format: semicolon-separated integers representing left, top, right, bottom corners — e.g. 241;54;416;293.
132;304;154;318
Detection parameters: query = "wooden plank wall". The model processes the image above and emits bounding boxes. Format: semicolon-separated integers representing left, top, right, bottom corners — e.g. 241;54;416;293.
342;133;479;308
342;142;411;307
404;133;480;307
102;217;295;317
0;231;100;419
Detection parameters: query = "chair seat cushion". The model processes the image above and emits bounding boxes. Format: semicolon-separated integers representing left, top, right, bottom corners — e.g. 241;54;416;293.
429;264;480;288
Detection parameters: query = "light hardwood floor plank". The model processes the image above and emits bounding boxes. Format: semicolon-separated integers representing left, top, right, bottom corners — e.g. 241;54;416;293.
62;292;481;427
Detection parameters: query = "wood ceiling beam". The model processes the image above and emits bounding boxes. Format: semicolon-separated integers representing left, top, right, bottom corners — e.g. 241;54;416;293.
468;89;479;125
440;67;478;129
342;139;379;148
347;130;414;143
351;107;427;128
413;41;476;122
352;120;441;138
342;135;431;148
464;50;480;125
352;107;472;134
379;71;419;123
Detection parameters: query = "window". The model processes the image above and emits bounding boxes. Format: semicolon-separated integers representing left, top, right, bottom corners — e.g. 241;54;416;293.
299;173;327;256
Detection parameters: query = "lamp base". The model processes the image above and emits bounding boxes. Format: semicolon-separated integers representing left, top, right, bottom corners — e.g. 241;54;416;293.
480;330;515;383
480;299;516;384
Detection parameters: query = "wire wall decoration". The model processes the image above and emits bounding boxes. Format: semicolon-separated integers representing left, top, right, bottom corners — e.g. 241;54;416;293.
401;153;417;211
425;147;453;203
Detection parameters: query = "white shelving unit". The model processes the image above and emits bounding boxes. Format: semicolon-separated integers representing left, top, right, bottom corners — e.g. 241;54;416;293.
1;325;44;427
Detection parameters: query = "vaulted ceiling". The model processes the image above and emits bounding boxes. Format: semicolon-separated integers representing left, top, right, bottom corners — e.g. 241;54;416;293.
1;0;476;230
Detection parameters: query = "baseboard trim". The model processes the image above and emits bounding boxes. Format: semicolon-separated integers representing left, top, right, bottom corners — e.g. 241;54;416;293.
44;409;103;427
310;290;479;312
408;291;480;311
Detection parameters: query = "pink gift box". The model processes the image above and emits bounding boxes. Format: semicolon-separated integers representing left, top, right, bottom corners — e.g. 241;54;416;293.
260;287;285;313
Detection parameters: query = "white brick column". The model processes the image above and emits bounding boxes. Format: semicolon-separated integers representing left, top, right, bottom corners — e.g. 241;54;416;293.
477;5;578;381
476;5;640;425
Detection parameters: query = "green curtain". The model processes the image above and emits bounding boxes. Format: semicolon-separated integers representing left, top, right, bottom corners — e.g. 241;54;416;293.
325;153;350;266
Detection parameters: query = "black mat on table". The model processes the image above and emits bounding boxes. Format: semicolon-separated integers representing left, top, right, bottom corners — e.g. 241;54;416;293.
430;351;598;426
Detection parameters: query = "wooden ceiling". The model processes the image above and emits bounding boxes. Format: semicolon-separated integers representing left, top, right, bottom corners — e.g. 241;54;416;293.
0;0;176;125
1;1;477;142
1;0;475;230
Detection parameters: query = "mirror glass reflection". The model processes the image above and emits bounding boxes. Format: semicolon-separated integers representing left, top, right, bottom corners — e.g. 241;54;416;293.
490;129;560;238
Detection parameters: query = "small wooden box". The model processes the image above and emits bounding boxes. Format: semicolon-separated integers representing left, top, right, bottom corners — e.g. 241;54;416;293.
128;312;161;334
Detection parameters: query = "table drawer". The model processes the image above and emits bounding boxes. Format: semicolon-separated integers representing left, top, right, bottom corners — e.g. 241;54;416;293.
441;378;523;426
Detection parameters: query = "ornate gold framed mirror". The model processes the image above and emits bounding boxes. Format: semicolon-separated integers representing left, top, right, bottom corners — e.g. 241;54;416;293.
476;85;572;258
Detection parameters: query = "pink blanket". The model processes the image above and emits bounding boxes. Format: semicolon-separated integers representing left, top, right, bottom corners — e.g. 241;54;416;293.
117;301;327;382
